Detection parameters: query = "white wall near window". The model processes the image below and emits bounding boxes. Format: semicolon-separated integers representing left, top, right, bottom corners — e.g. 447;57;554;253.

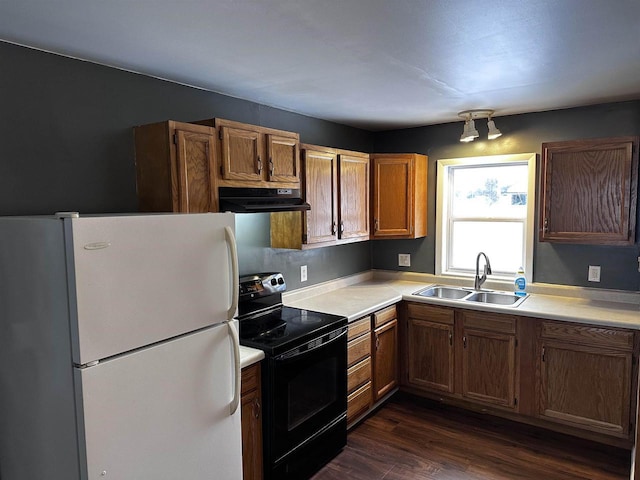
435;153;536;281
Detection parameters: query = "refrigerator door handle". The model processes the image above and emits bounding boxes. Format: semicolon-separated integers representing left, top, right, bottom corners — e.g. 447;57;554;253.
226;320;241;415
224;226;239;321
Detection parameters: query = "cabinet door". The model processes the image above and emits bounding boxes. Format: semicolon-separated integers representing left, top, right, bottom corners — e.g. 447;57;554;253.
538;340;632;437
175;128;216;213
220;125;263;182
462;328;516;408
267;134;300;183
241;364;263;480
372;318;398;401
371;155;413;238
303;148;338;244
338;154;370;241
540;136;638;245
407;318;454;393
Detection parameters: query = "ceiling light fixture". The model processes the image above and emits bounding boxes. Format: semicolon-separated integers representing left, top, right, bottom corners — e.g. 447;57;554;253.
458;110;502;142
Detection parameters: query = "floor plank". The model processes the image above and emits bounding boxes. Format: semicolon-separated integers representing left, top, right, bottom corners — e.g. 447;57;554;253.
312;393;630;480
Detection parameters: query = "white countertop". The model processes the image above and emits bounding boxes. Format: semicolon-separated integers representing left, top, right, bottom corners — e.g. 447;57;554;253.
240;345;264;369
283;271;640;329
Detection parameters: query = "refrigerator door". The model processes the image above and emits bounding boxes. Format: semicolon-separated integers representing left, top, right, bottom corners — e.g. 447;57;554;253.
75;321;242;480
66;213;237;365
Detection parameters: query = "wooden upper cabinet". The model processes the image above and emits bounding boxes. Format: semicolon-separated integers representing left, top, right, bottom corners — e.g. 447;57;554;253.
134;120;217;213
370;153;428;239
220;125;263;182
540;136;639;245
338;151;370;242
196;118;301;188
302;146;338;245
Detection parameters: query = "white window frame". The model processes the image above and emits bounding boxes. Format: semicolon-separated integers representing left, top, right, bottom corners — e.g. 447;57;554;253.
435;153;536;282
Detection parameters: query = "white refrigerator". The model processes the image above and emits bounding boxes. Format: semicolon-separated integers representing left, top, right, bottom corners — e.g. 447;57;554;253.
0;212;242;480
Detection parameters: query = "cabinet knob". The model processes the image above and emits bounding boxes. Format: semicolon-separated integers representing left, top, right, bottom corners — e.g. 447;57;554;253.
257;157;263;174
340;221;344;234
331;221;336;235
375;335;380;351
374;218;379;232
463;336;467;348
253;398;261;419
449;332;453;346
269;158;274;177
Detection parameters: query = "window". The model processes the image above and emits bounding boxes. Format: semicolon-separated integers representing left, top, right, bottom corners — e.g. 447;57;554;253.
435;153;536;281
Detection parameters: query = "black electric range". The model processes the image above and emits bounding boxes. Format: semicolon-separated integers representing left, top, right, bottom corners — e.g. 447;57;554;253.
237;272;348;480
237;273;347;355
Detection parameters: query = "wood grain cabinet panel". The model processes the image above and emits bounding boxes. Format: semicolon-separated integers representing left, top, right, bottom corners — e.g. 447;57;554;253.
407;317;454;393
220;125;263;182
372;317;398;402
338;151;370;242
371;153;427;239
134;121;217;213
540;136;638;245
301;147;338;246
537;320;635;438
241;363;263;480
266;134;300;183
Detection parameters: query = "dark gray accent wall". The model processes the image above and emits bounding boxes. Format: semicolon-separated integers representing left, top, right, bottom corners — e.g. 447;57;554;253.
373;102;640;291
0;41;374;288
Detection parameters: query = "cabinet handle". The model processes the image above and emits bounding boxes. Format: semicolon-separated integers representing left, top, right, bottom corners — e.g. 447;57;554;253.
257;156;263;174
331;221;336;235
340;221;345;234
542;346;546;362
375;335;380;351
463;336;467;348
374;218;379;232
449;332;453;346
253;398;261;419
543;218;549;234
269;157;274;177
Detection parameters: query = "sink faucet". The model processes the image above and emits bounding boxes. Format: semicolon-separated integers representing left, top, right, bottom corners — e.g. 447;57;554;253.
474;252;492;290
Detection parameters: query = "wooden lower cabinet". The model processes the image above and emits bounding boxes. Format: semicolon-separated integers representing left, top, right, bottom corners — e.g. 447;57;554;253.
402;302;638;444
461;311;517;409
347;316;372;426
241;363;263;480
372;306;399;401
538;321;634;438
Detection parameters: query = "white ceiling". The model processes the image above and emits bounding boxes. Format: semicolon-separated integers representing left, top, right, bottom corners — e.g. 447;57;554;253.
1;0;640;131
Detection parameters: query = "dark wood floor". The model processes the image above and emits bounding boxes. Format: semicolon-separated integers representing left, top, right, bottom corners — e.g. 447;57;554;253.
312;393;631;480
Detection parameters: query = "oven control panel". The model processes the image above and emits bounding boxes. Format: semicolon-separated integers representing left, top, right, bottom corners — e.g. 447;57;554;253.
239;272;286;299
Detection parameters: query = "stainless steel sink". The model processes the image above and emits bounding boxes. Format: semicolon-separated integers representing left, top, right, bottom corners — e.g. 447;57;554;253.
414;285;473;300
465;291;528;307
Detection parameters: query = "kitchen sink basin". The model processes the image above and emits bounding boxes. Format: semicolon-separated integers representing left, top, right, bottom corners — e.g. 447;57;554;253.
414;285;473;300
413;285;528;308
465;291;527;306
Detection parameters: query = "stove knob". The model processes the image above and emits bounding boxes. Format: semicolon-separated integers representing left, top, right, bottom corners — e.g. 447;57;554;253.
277;277;284;285
270;278;277;286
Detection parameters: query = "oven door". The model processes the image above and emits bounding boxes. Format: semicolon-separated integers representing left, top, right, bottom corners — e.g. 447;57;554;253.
269;326;347;462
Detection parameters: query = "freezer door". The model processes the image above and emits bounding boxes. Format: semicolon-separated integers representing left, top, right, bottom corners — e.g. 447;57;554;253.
66;213;237;364
75;322;242;480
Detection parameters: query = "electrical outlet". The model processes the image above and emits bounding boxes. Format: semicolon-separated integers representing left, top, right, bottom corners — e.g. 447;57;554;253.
398;254;411;267
588;265;601;282
301;265;308;282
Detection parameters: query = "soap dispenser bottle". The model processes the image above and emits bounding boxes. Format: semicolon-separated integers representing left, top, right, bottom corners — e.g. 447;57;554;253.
514;267;527;296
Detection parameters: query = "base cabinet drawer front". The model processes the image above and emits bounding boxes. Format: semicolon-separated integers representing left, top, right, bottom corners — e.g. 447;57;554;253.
348;356;372;392
539;340;632;437
541;321;634;350
241;364;263;480
407;317;454;393
348;316;371;341
347;381;372;423
407;303;454;325
348;332;371;367
374;305;397;328
462;328;516;408
462;311;516;335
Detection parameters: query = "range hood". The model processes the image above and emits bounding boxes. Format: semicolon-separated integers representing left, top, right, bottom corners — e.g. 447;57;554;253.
218;187;311;213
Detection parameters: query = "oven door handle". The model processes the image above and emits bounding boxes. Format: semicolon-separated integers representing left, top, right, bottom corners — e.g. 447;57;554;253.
274;327;347;362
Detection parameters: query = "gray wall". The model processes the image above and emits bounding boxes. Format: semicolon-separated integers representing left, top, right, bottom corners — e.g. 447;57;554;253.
373;102;640;291
0;41;374;289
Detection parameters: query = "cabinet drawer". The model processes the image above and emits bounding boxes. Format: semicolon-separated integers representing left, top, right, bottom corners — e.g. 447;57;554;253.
348;332;371;367
541;321;634;351
241;363;260;396
407;303;454;325
347;381;372;422
374;305;397;328
462;311;516;334
348;316;371;341
348;356;372;392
